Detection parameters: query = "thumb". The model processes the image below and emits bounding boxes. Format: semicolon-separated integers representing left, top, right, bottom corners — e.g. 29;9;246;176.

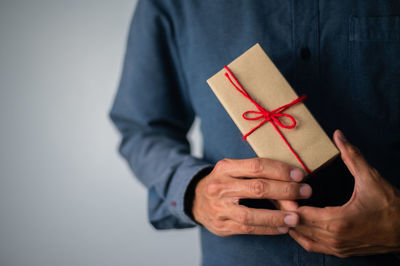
274;200;298;211
333;129;370;179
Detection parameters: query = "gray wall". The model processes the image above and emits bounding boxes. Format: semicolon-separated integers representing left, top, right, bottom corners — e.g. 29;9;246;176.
0;1;202;265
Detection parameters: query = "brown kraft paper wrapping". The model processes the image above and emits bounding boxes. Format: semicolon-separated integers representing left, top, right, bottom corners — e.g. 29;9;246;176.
207;43;339;175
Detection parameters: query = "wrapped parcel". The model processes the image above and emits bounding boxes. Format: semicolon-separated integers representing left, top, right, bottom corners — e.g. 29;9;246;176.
207;44;339;175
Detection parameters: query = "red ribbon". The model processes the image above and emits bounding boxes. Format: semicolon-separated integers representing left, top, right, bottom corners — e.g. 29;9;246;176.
224;65;312;174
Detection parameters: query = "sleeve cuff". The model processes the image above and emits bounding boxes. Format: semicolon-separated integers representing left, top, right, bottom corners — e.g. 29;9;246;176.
166;157;213;227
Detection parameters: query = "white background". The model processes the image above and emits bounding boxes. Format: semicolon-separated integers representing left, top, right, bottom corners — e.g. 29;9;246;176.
0;1;202;265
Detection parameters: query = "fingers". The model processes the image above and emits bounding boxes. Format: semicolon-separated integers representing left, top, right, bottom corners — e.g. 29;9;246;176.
206;205;297;237
297;205;345;232
215;158;305;182
289;229;365;258
289;229;334;255
229;178;312;200
224;220;289;236
274;200;299;211
206;177;312;200
227;205;300;227
294;225;335;245
297;206;331;230
208;219;289;236
333;130;370;178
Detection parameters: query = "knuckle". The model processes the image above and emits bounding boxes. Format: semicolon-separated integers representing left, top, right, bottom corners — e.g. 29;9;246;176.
211;221;234;237
215;159;229;171
327;223;340;234
340;221;352;232
248;158;263;173
302;242;314;253
240;225;256;234
265;213;282;227
329;238;343;249
207;221;226;237
347;145;361;158
238;210;250;225
212;220;225;230
250;180;265;197
283;183;298;197
206;180;224;197
327;221;351;234
320;221;331;232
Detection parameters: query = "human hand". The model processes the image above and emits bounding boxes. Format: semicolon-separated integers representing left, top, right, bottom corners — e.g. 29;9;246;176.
289;130;400;257
192;158;312;236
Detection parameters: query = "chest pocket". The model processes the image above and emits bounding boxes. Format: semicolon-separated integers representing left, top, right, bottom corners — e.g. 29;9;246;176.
349;16;400;128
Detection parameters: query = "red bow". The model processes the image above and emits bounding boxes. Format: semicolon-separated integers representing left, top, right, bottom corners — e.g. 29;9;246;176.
224;65;311;174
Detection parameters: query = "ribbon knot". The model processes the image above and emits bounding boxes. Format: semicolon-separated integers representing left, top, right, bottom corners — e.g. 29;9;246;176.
223;65;311;174
242;109;297;131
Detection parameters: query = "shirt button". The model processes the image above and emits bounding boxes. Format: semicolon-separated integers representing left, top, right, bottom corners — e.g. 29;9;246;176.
300;47;311;60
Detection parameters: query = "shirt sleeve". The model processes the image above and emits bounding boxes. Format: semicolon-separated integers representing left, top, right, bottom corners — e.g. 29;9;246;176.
109;0;212;229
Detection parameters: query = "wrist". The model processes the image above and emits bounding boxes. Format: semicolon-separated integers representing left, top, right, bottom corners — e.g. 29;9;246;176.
183;166;214;224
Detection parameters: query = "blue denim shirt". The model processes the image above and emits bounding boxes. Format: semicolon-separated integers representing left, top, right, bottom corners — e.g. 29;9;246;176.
110;0;400;265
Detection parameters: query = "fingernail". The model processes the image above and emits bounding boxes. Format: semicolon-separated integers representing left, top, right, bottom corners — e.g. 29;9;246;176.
338;130;347;142
284;214;298;227
290;168;304;181
300;184;312;198
277;227;289;233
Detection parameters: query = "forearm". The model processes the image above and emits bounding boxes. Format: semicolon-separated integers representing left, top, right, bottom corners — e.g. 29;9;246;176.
112;117;212;228
109;0;216;229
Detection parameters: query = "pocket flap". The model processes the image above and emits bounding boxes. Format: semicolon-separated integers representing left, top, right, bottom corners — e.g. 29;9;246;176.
350;16;400;41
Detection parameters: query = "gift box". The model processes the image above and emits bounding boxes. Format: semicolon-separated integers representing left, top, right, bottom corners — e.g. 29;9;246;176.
207;44;339;175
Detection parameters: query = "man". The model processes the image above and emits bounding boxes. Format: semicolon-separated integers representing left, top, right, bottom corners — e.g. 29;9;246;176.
110;0;400;265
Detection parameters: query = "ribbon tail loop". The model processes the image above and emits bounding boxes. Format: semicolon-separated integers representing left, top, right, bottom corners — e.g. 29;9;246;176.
273;113;296;129
243;110;265;121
